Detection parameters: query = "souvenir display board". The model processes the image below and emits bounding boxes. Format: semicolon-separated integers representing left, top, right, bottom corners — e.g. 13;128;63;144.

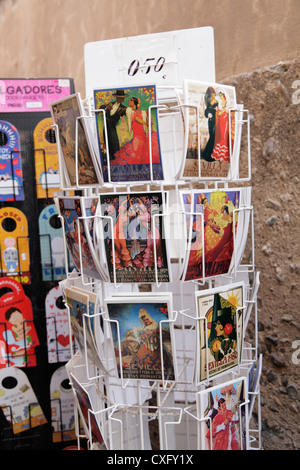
0;78;77;450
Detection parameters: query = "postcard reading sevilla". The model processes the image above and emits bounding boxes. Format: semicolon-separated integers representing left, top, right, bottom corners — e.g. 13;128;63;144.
105;298;176;381
182;80;236;179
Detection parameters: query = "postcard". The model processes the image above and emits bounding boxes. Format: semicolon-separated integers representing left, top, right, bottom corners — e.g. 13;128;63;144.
104;295;176;381
181;80;236;180
195;282;244;382
71;285;99;338
99;191;170;284
93;85;164;183
69;373;107;449
57;196;105;281
64;287;104;371
80;196;109;282
181;189;241;281
196;377;248;450
50;93;102;188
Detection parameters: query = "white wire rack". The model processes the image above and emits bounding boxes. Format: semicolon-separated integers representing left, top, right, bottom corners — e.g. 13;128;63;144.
53;76;261;451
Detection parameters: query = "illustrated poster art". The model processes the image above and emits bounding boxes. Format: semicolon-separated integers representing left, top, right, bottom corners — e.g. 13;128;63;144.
0;277;39;368
57;197;103;280
182;81;236;179
50;93;101;188
0;207;31;284
0;368;47;434
0;120;24;201
100;192;169;284
106;300;176;381
197;377;248;450
50;365;78;443
196;283;244;382
183;189;240;281
94;85;164;183
45;285;72;364
65;287;104;371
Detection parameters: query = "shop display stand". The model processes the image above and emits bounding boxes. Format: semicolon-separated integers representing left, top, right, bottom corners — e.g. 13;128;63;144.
59;28;262;451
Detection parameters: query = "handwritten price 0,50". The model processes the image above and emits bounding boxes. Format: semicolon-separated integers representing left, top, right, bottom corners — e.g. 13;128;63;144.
128;57;166;77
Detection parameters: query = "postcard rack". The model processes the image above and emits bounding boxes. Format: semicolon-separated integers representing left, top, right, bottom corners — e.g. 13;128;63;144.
0;406;44;451
54;30;262;451
61;256;261;450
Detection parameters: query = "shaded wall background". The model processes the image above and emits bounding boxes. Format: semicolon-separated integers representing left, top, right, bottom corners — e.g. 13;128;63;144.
0;0;299;451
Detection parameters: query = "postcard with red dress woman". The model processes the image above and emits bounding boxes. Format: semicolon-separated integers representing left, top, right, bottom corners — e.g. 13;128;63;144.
93;85;164;183
104;295;176;381
181;80;236;180
182;189;240;281
195;282;244;383
99;191;170;284
196;377;248;450
50;93;102;188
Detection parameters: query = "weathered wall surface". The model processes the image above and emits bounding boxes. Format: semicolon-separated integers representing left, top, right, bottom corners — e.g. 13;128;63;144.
0;0;299;96
0;0;299;451
223;57;300;450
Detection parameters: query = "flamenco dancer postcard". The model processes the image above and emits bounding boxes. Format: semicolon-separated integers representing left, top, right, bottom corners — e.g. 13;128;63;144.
99;192;170;284
181;80;236;179
93;85;164;183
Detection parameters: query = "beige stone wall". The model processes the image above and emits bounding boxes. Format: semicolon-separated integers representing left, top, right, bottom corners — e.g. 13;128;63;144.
0;0;299;96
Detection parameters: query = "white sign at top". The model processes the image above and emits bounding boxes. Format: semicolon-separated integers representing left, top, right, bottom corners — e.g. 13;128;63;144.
84;27;215;98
